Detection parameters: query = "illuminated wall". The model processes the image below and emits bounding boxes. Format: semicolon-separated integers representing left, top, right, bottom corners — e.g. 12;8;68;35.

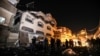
19;11;57;44
77;29;89;47
56;27;72;42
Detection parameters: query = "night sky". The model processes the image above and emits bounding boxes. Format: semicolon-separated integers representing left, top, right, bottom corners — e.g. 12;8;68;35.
17;0;100;33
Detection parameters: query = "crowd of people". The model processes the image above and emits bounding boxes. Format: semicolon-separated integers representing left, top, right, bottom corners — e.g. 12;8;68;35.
0;37;100;56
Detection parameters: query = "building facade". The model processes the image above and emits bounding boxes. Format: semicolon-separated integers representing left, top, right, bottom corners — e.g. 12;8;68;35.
18;11;57;46
0;0;17;47
55;27;72;43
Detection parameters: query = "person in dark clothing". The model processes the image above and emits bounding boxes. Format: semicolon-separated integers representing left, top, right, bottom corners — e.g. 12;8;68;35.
91;38;95;47
50;38;55;50
44;38;48;48
44;38;48;53
96;37;100;47
56;39;61;48
51;38;55;47
69;39;74;47
31;37;36;53
78;40;81;47
32;37;36;45
65;39;69;48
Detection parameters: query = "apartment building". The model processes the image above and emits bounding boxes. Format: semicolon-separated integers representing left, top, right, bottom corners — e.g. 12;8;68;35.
18;11;57;46
0;0;18;47
55;27;72;43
